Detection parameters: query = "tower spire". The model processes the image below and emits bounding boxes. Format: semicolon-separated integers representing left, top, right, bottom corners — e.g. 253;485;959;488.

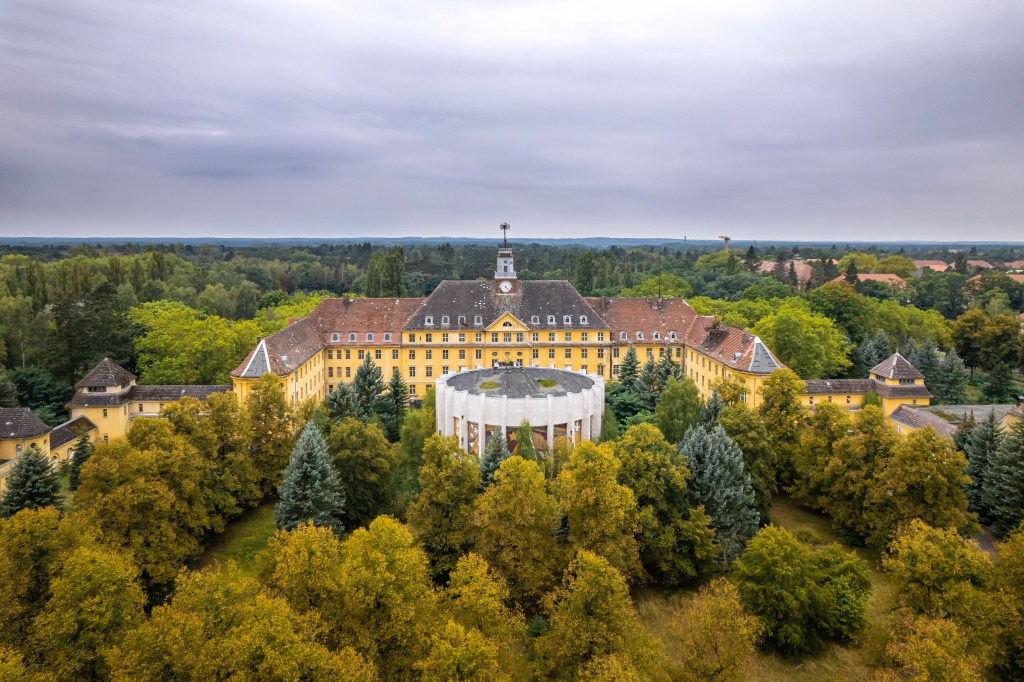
500;222;510;247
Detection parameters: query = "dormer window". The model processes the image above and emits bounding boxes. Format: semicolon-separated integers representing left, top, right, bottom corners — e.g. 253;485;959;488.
531;315;540;324
474;315;483;326
366;333;374;342
548;315;556;324
653;332;661;340
332;333;340;342
619;332;627;340
579;315;588;324
348;333;357;342
458;316;466;325
441;316;450;325
563;315;572;325
383;333;391;342
425;316;434;326
503;321;512;327
669;332;677;341
636;332;645;340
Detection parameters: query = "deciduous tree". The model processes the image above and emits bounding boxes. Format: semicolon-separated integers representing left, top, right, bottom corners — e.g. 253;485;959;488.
669;578;761;682
327;417;396;530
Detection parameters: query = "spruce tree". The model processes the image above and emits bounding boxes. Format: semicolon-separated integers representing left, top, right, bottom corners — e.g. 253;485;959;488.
479;430;511;488
934;350;969;405
742;245;761;273
953;411;976;452
275;423;346;535
855;331;892;374
654;352;681;392
843;260;859;285
352;355;384;421
637;359;659;411
379;367;408;442
618;347;640;393
515;419;537;461
0;445;62;518
324;382;356;422
983;364;1015;403
67;431;95;491
679;425;758;565
985;418;1024;536
699;390;724;427
964;410;1002;523
0;376;17;407
909;338;941;387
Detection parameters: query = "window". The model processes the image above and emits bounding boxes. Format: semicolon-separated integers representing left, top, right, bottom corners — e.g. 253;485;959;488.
809;397;814;405
516;332;523;342
503;333;511;343
549;333;556;342
581;365;588;373
846;395;851;404
346;367;351;378
383;333;391;342
474;315;483;326
459;333;465;342
581;348;588;358
459;350;465;359
619;332;627;340
409;384;416;395
597;365;604;376
345;349;351;359
441;316;450;325
597;332;604;341
332;333;340;342
532;349;539;358
426;350;433;360
565;348;572;359
475;349;482;359
102;408;108;418
659;347;665;357
103;435;109;443
532;333;539;342
442;366;449;374
442;350;449;360
564;333;571;342
425;316;434;326
563;315;572;324
458;316;466;325
548;315;556;324
613;348;620;358
491;333;499;342
366;333;374;342
392;349;399;359
581;332;588;341
358;350;365;359
409;367;416;377
549;349;556;359
138;403;143;412
375;350;382;360
425;333;432;342
426;367;433;377
669;332;677;341
349;332;357;342
409;333;415;342
329;385;334;392
580;315;588;324
597;349;605;358
531;315;540;324
636;332;645;340
475;333;482;342
613;365;620;375
675;347;681;357
327;349;334;360
409;350;416;359
653;332;661;340
502;321;512;327
328;367;334;378
442;333;449;343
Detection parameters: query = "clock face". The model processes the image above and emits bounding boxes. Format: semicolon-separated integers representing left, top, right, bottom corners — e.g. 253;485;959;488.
499;280;513;293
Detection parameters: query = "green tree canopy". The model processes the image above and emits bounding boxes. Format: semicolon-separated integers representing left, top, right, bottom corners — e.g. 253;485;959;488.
275;422;346;535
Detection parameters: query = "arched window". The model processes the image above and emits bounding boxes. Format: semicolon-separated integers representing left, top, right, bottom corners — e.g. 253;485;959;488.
619;331;627;340
474;315;483;325
458;316;466;325
669;331;677;341
331;333;340;342
579;315;588;324
425;316;434;326
366;333;374;342
441;316;450;325
636;332;645;340
383;333;391;342
653;332;661;340
348;332;357;342
531;315;540;324
503;321;512;327
563;315;572;324
548;315;556;324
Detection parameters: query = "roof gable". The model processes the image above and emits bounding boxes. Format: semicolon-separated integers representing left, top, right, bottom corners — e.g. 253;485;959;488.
75;358;136;389
486;312;529;332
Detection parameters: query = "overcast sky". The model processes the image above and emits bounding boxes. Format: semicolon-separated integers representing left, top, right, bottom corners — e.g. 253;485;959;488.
1;0;1022;240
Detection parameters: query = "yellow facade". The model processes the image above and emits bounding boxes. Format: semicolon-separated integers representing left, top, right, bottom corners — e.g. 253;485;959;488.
68;404;131;444
684;347;770;409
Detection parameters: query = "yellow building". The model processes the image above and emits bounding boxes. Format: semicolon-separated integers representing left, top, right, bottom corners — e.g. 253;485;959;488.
231;242;786;411
801;353;933;415
66;358;231;444
0;407;53;495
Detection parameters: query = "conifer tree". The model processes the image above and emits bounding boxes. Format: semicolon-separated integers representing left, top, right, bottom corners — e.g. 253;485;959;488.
0;445;61;518
637;359;659;410
514;419;536;461
909;338;941;387
275;423;346;535
699;390;724;426
618;347;640;393
654;376;701;445
964;411;1002;522
480;430;511;487
679;425;758;564
985;418;1024;536
0;376;16;407
654;352;680;393
984;364;1015;403
934;349;969;405
352;355;384;421
742;245;761;273
843;260;859;284
953;411;976;452
379;367;408;441
325;382;356;422
67;430;95;491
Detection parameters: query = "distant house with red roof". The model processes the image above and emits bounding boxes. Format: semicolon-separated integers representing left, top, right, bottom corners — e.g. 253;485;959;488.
831;273;906;288
1005;260;1024;271
968;260;994;269
912;260;949;273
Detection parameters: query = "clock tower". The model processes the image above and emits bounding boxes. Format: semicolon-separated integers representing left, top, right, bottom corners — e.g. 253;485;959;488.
495;222;517;295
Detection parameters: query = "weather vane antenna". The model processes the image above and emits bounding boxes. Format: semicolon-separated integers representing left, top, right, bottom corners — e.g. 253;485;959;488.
500;222;510;247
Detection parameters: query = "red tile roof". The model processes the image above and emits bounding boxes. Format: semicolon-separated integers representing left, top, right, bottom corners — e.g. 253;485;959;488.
1005;260;1024;270
890;405;956;438
870;353;924;381
684;316;784;372
831;273;906;287
757;260;813;283
967;260;994;268
912;260;949;272
585;297;698;344
310;297;425;345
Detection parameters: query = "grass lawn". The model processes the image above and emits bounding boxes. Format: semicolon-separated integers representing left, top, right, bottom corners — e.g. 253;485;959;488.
635;495;894;682
196;502;278;576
